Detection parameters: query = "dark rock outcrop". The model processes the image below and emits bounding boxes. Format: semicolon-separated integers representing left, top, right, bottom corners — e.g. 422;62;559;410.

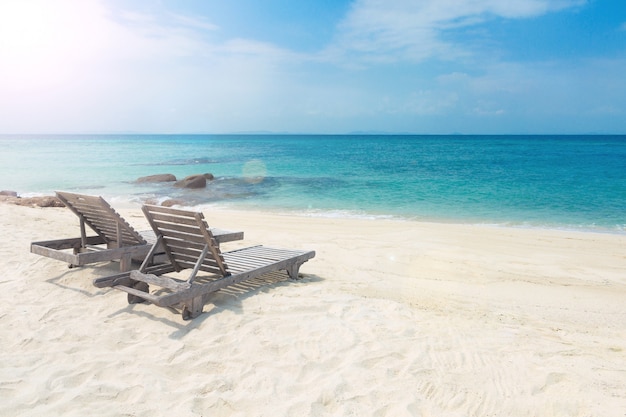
3;196;65;208
33;197;65;207
174;173;214;189
161;199;186;207
136;174;177;183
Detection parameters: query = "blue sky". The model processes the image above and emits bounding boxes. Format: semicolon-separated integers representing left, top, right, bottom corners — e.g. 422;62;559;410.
0;0;625;134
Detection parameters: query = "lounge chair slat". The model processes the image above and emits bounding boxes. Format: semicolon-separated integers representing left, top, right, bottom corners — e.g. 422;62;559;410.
172;255;223;270
166;245;225;261
162;237;207;250
162;231;208;245
150;223;205;237
172;253;222;268
147;212;202;226
149;216;203;231
140;204;199;217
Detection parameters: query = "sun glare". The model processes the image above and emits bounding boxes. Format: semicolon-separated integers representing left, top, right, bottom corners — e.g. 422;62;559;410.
0;0;115;92
0;1;58;59
0;1;78;91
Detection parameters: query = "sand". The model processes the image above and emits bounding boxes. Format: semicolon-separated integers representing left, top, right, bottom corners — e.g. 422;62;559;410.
0;202;625;416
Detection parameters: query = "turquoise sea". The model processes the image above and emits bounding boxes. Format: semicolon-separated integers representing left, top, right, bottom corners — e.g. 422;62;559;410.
1;135;625;233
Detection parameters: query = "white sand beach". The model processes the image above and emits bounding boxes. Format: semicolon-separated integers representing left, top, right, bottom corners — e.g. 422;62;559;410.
1;202;625;416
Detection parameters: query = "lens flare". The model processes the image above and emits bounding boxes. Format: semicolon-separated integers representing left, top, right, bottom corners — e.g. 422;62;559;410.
242;159;267;184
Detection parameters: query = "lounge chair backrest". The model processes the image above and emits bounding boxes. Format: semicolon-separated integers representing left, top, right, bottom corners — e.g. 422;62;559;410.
56;191;147;247
142;205;229;276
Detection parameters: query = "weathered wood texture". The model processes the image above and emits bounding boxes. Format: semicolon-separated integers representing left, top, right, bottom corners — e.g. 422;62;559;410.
93;205;315;320
30;192;243;271
56;191;147;247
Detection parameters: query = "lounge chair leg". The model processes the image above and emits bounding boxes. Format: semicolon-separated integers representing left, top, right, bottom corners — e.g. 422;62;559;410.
119;254;132;272
182;296;204;320
127;281;149;304
68;246;81;268
286;263;303;280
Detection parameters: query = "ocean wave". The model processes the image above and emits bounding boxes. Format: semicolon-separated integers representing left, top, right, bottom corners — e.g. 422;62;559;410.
138;156;240;166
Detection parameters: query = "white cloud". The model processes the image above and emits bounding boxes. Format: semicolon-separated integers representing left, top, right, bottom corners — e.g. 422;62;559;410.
434;58;626;123
169;13;220;32
330;0;587;63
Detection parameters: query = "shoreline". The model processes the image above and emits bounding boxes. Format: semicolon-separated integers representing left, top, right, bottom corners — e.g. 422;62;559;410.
1;202;625;415
4;191;625;236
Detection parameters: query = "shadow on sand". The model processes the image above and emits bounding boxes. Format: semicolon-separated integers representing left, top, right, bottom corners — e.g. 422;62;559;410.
44;259;323;338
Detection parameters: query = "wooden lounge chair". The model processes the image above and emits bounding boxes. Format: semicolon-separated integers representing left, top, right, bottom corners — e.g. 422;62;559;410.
93;205;315;319
30;191;243;271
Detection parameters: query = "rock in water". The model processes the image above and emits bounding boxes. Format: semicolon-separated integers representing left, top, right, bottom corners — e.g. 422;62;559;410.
136;174;177;183
174;173;213;189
